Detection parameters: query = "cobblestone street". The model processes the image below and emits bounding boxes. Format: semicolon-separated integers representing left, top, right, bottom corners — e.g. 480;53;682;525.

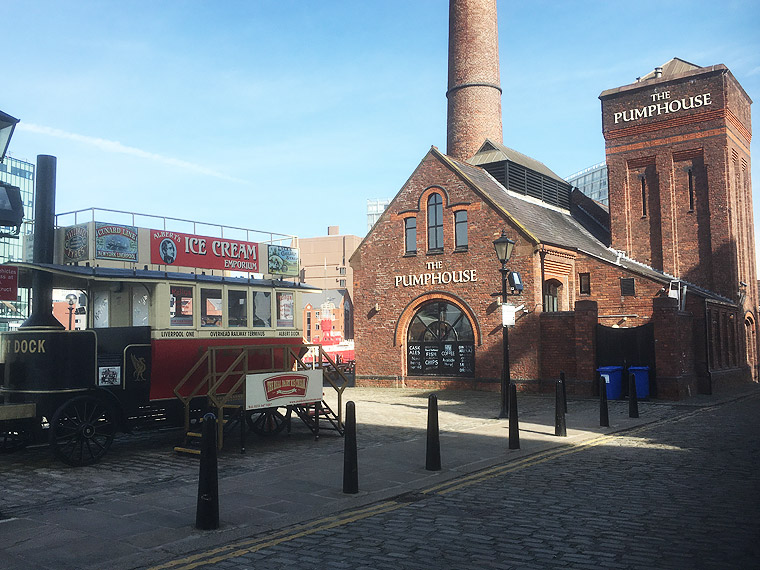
2;387;758;569
152;392;760;570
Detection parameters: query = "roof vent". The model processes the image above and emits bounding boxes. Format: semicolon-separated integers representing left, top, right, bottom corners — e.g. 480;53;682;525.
654;67;663;79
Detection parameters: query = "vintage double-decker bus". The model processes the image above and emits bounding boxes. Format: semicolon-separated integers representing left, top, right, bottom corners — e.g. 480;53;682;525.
0;158;348;465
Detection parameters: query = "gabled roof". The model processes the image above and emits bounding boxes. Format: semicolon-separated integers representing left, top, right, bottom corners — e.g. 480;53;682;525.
468;139;567;184
639;57;701;80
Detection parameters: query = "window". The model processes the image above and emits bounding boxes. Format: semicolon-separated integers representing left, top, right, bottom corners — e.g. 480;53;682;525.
339;279;346;287
276;292;294;328
640;177;647;217
252;291;271;327
427;194;443;251
404;217;417;254
543;280;561;312
339;267;346;275
201;288;222;327
687;168;694;212
93;290;109;328
170;286;194;326
406;300;474;376
132;287;149;326
579;273;591;295
228;290;248;327
454;210;468;249
620;278;636;297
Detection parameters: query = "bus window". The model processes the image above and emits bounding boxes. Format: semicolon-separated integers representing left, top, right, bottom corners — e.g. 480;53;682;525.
132;287;149;326
201;288;222;327
93;290;109;328
252;291;271;327
170;285;194;327
276;292;294;328
228;290;247;327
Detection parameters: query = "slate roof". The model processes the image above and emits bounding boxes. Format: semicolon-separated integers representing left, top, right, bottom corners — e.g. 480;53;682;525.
435;148;734;304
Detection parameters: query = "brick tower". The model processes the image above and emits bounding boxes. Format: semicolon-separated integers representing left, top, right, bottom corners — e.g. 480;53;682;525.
446;0;503;161
600;59;757;379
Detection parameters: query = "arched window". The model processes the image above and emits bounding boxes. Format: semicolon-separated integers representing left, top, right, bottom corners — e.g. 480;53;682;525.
427;193;444;251
407;300;474;376
543;279;562;312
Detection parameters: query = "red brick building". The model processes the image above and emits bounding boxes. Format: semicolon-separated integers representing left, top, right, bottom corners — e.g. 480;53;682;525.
350;1;755;399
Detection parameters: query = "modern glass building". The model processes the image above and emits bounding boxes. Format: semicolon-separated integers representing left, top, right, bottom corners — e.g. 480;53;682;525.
367;198;391;232
565;162;608;206
0;154;35;329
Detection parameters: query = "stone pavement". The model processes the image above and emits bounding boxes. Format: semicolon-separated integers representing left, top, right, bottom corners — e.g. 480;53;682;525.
1;384;758;569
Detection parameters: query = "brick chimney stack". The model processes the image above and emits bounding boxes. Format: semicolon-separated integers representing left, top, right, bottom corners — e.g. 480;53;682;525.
446;0;503;161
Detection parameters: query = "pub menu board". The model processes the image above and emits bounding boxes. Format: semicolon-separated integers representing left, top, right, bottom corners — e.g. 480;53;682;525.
458;343;474;374
407;342;475;376
423;344;440;373
407;343;423;373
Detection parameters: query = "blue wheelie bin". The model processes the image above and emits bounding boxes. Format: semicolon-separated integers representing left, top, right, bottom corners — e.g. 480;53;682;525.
628;366;650;399
597;366;623;400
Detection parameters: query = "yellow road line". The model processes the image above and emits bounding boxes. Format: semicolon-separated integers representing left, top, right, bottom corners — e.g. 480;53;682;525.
147;501;402;570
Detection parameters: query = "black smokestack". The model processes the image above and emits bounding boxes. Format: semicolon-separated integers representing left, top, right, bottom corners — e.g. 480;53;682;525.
20;155;63;329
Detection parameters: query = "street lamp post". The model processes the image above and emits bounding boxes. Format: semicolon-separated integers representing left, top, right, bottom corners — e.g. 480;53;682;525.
65;293;77;330
493;230;515;419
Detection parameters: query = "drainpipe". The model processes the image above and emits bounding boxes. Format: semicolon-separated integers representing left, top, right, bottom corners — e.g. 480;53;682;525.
703;298;712;395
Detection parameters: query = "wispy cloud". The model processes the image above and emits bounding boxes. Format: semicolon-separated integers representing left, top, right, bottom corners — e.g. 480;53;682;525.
19;123;248;184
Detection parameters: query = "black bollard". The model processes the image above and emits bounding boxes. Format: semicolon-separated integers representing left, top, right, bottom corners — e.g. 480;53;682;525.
628;372;639;418
426;394;441;471
508;382;520;449
560;371;568;413
343;401;359;494
599;374;610;427
196;413;219;530
555;379;567;437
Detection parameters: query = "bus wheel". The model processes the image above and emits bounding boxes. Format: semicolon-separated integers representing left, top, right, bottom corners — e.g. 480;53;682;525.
50;395;116;466
0;421;31;453
247;407;287;436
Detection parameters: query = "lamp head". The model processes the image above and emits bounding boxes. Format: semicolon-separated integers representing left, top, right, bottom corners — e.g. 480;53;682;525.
493;230;515;264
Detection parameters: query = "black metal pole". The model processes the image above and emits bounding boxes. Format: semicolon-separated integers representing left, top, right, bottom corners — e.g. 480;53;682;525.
426;394;441;471
560;370;568;413
555;378;567;437
196;413;219;530
508;382;519;449
343;401;358;494
628;372;639;418
499;264;510;419
600;374;610;427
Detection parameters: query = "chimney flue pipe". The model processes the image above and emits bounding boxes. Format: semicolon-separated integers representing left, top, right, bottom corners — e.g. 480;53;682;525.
20;154;64;329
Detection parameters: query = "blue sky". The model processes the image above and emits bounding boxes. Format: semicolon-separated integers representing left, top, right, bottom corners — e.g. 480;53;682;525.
4;1;759;253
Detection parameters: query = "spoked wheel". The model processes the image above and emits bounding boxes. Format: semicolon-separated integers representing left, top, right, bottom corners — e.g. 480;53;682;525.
50;395;116;466
247;407;288;436
1;421;31;453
